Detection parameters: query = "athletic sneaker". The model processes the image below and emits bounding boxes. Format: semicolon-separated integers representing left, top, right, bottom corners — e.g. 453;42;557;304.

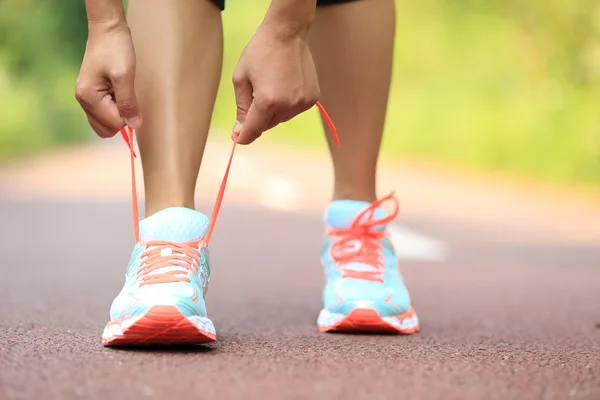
106;102;339;345
102;207;216;346
317;192;420;334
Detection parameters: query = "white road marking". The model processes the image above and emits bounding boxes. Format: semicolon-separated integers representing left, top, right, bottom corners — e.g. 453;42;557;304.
257;176;302;212
253;175;449;262
388;223;448;262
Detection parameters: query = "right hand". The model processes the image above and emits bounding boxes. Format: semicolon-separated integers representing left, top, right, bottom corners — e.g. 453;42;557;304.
231;23;319;145
75;21;142;138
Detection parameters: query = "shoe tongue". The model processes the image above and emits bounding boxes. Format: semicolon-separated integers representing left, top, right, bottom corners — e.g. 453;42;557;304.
324;200;389;231
139;207;209;242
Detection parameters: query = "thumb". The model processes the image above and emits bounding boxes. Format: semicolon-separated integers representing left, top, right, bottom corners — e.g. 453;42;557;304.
112;72;142;129
236;101;274;145
232;72;253;139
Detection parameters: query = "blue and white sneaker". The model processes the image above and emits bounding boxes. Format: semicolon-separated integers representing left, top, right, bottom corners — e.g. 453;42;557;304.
317;193;420;334
102;207;216;346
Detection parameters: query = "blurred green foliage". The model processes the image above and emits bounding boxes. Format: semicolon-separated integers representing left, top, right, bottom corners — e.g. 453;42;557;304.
216;0;600;190
0;0;598;190
0;0;87;159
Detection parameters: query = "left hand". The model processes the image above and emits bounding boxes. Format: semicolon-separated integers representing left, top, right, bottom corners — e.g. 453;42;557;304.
231;23;320;145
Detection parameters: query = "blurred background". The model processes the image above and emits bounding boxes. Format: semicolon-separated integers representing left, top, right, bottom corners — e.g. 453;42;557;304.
2;2;600;397
0;0;599;192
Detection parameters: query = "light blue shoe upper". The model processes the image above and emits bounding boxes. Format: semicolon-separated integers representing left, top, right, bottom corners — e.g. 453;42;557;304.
109;207;211;321
321;199;412;317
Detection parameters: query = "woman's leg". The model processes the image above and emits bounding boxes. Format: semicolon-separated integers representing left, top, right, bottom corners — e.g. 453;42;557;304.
127;0;224;216
310;0;395;202
312;0;419;335
102;0;225;347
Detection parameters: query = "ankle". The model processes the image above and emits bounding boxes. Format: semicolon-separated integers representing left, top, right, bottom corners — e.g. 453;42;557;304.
145;198;195;218
332;189;377;203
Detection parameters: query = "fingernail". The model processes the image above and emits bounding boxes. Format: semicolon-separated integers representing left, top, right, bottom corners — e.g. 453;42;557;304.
126;116;142;128
231;131;240;141
232;121;241;133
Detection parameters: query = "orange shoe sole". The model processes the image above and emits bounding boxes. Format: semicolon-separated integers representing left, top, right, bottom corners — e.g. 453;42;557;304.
102;305;216;346
319;307;420;334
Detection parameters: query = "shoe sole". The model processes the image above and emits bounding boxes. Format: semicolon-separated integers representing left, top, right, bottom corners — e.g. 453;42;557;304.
317;306;420;334
102;305;216;346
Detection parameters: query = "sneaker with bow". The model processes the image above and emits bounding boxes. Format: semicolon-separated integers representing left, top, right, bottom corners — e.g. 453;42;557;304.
317;193;419;334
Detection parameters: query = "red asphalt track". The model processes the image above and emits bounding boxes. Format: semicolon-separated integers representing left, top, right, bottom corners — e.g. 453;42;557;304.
1;195;599;399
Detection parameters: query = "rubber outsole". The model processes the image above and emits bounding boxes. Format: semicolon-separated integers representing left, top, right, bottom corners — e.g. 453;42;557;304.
318;306;420;334
102;305;216;346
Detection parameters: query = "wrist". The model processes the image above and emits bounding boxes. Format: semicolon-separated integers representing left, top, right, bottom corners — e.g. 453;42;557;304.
261;17;313;42
88;18;130;37
85;0;128;35
262;2;315;40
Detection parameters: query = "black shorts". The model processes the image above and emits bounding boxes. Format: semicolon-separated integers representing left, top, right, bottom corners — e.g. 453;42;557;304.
212;0;358;11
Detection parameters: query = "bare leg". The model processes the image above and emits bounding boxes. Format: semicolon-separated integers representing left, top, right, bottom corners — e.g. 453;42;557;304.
309;0;395;202
127;0;223;216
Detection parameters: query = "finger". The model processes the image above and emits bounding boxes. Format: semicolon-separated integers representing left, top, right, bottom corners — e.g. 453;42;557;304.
262;113;287;132
261;104;306;133
111;70;142;129
75;84;124;138
97;94;125;137
263;118;281;132
236;102;275;145
263;109;296;131
232;71;253;135
86;113;115;138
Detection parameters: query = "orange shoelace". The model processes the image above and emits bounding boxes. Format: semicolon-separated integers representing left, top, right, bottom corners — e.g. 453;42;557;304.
136;241;205;287
328;192;399;283
119;102;339;286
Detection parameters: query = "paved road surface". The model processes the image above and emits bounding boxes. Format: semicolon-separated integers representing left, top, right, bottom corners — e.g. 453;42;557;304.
1;139;599;399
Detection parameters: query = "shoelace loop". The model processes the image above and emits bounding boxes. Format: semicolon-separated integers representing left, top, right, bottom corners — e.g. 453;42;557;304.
120;102;339;286
328;192;399;283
